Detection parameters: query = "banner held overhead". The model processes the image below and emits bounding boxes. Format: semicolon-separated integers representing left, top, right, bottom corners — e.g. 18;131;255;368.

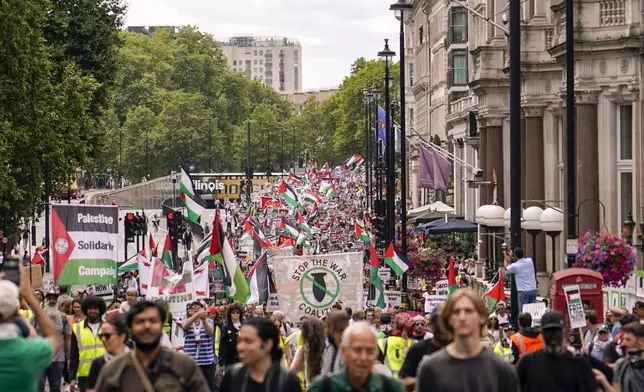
52;204;119;285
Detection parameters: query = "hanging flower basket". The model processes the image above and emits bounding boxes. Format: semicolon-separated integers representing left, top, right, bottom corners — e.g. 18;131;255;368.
575;230;637;288
407;247;446;281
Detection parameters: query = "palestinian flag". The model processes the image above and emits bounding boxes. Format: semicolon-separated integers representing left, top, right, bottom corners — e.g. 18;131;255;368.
149;235;158;257
209;210;250;301
346;154;362;166
485;269;505;308
118;249;147;274
303;191;321;204
278;179;299;207
355;224;371;243
138;257;152;294
311;162;318;171
302;171;311;185
246;218;273;248
326;184;338;198
322;162;329;172
161;232;173;269
180;162;196;199
296;211;311;234
288;172;303;185
384;243;409;276
448;256;458;295
182;191;207;223
307;203;318;221
194;261;209;299
368;242;386;308
246;251;274;304
280;218;299;239
296;231;307;246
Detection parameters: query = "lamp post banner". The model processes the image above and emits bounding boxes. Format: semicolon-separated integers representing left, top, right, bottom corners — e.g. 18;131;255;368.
272;252;364;320
51;204;119;285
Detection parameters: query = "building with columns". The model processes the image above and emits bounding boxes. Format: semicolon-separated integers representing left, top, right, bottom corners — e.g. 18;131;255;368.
406;0;644;292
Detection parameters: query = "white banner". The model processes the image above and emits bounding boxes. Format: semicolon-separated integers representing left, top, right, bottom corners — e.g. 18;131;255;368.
273;252;364;319
522;302;547;321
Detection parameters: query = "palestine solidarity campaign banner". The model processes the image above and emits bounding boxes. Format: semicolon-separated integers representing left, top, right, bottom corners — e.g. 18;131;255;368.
272;252;364;321
52;204;119;285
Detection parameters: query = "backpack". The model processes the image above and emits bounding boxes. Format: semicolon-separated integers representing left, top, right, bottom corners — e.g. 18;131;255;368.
321;374;392;392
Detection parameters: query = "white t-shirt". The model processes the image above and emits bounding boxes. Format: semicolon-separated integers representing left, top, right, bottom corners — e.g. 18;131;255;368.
88;321;101;338
496;313;510;327
422;292;434;314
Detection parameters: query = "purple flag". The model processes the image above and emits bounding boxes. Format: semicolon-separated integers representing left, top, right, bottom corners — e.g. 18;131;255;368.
419;145;435;188
431;147;451;193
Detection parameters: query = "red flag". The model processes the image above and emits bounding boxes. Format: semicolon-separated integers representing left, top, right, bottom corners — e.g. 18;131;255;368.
447;256;457;294
149;236;157;257
31;251;45;265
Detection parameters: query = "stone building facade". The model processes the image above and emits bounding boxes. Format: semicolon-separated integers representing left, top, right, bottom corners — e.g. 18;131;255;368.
407;0;644;290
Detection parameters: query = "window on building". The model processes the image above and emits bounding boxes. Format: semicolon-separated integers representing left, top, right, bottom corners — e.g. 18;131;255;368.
254;68;258;73
409;108;414;127
233;60;237;66
619;104;633;160
620;172;633;225
617;103;633;228
254;60;258;65
260;50;263;55
294;67;299;91
408;63;414;86
419;26;424;44
260;60;263;65
254;50;257;55
450;8;468;43
450;50;468;86
260;68;263;73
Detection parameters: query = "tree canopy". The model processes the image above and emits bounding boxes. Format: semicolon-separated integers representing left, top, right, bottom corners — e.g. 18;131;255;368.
1;4;401;232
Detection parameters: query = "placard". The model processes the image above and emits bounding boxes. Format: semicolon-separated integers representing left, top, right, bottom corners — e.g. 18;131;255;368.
434;279;449;296
564;284;586;329
424;295;447;313
378;268;390;281
273;252;364;319
522;302;547;321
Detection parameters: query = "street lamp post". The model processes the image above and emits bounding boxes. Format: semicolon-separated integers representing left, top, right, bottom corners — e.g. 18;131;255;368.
390;0;413;255
280;127;284;178
378;39;396;245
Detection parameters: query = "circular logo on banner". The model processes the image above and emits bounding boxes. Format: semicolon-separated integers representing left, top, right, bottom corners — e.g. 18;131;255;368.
55;238;69;254
300;266;341;309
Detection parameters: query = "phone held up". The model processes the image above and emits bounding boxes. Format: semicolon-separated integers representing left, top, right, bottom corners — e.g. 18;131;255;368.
2;255;21;286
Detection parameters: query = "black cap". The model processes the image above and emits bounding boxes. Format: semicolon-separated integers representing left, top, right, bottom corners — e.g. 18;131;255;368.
541;311;565;329
504;324;516;331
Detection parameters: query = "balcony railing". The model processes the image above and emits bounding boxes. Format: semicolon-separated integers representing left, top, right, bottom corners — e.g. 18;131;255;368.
600;0;626;26
449;94;479;115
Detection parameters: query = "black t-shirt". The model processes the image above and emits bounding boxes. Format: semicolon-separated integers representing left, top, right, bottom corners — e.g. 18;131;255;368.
86;356;107;389
416;348;518;392
399;339;442;379
516;350;599;392
220;366;302;392
602;341;621;364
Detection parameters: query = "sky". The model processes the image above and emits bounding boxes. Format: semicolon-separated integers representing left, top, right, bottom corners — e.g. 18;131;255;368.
125;0;401;90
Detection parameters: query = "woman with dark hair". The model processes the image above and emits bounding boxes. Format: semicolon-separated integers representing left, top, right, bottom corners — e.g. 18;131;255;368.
69;298;85;329
86;315;129;392
220;317;302;392
219;302;244;366
290;317;325;387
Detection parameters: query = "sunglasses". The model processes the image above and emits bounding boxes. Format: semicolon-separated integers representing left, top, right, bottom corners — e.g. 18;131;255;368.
98;333;113;340
231;310;241;314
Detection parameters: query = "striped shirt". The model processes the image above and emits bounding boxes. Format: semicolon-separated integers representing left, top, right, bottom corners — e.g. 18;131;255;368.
183;319;216;365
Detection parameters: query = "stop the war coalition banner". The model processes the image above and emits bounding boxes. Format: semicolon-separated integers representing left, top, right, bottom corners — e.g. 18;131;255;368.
273;252;363;320
52;204;119;285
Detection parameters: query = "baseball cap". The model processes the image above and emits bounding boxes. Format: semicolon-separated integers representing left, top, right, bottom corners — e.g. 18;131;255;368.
540;311;565;329
504;324;516;332
207;306;219;314
0;280;19;320
598;324;610;333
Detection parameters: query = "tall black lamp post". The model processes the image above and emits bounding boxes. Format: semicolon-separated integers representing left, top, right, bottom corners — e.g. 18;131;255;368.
378;39;396;245
390;0;412;254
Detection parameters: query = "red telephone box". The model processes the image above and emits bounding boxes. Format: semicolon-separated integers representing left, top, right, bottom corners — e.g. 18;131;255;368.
549;268;604;346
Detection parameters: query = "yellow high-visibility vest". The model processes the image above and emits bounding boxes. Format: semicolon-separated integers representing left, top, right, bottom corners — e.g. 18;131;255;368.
73;322;105;378
493;341;514;363
19;309;33;324
378;336;412;378
295;330;306;389
214;325;221;357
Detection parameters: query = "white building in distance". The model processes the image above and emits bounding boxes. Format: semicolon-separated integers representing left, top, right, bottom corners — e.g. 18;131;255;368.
218;35;303;93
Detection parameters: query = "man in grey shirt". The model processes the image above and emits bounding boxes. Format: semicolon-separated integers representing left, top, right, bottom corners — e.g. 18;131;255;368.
416;289;518;392
33;289;72;392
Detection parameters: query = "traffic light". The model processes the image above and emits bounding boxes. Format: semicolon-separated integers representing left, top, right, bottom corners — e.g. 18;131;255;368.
125;213;136;238
134;213;147;236
167;211;176;239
